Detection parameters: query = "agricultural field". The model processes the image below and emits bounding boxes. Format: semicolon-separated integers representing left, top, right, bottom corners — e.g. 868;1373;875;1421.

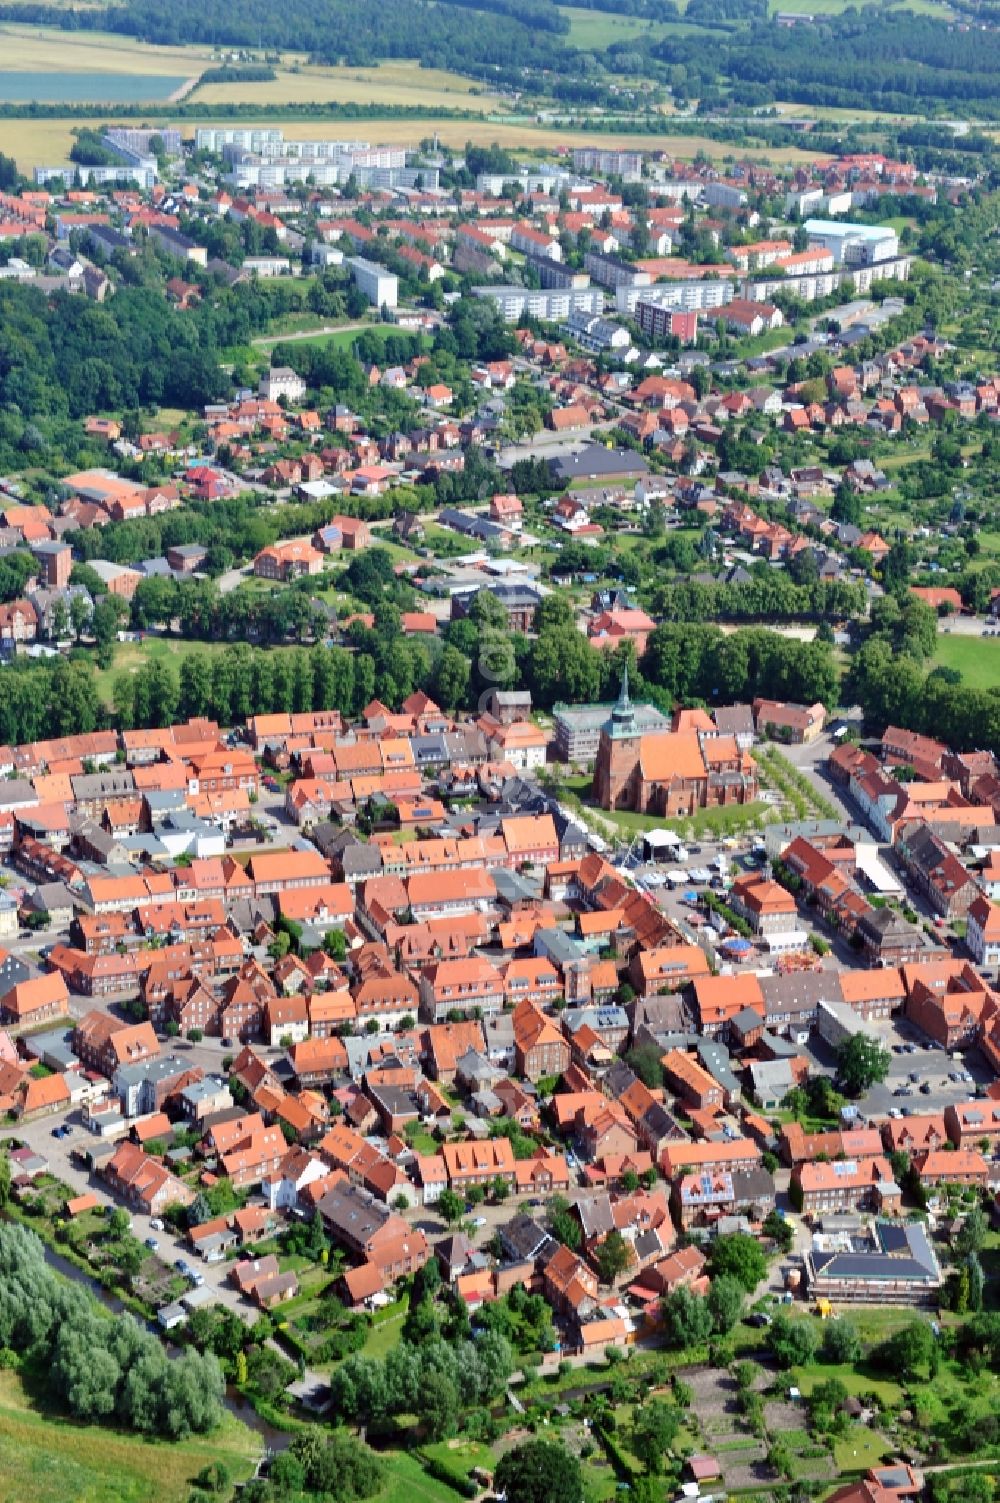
194;59;502;111
0;1368;257;1503
0;24;206;74
767;0;953;13
0;24;205;102
0;105;826;170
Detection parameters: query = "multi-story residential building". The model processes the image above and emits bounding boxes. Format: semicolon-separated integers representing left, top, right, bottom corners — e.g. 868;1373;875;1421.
349;257;399;309
792;1156;902;1216
418;957;505;1023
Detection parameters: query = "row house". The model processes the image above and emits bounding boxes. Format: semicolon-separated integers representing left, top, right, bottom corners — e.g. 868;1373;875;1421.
418;956;504;1023
513;999;572;1082
441;1137;516;1191
792;1156;902;1216
944;1099;1000;1152
914;1148;991;1191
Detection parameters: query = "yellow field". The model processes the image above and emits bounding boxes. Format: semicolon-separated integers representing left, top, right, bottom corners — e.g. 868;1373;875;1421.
0;23;211;75
0;107;825;169
195;58;503;112
252;116;823;161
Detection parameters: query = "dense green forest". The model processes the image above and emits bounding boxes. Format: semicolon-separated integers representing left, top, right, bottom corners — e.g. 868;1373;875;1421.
3;0;999;114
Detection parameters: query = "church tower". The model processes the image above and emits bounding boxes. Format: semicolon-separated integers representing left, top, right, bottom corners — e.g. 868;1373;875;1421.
593;667;642;810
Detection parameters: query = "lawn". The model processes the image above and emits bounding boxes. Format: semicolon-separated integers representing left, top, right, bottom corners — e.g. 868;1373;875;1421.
931;632;1000;691
420;1438;495;1485
0;1368;258;1503
91;636;229;704
790;1362;903;1407
375;1449;464;1503
832;1427;890;1473
599;799;776;839
363;1298;410;1362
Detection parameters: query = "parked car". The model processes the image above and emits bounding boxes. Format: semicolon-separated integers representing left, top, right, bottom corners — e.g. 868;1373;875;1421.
150;1217;164;1231
145;1237;159;1252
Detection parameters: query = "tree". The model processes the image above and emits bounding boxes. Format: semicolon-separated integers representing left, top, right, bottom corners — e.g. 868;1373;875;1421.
418;1367;460;1440
762;1210;793;1253
631;1399;681;1473
660;1287;714;1350
807;1375;850;1435
874;1320;934;1379
707;1274;745;1334
289;1426;386;1500
494;1439;583;1503
954;1204;987;1259
708;1234;767;1293
595;1230;632;1285
437;1189;464;1227
547;1195;581;1252
821;1318;861;1365
836;1035;891;1097
107;1208;131;1240
831;481;861;526
430;643;471;712
624;1043;664;1089
767;1313;816;1369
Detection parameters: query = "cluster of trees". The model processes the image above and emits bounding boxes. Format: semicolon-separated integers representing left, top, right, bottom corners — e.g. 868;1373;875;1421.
648;9;1000;115
112;642;370;732
848;636;1000;756
74;0;579;75
131;575;328;647
0;1222;223;1438
0;283;228;419
649;574;867;626
328;1330;513;1439
475;1282;555;1354
660;1235;767;1347
641;621;840;710
242;1427;386;1503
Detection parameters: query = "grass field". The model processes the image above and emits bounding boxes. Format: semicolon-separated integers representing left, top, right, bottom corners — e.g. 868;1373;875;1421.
932;632;1000;691
832;1428;890;1472
376;1450;461;1503
0;1369;258;1503
558;5;674;46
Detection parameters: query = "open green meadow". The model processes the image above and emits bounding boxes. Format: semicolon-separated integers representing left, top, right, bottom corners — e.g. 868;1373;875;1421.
932;632;1000;691
0;1369;257;1503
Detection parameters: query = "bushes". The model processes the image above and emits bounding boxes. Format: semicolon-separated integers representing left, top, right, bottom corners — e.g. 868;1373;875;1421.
418;1451;479;1499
